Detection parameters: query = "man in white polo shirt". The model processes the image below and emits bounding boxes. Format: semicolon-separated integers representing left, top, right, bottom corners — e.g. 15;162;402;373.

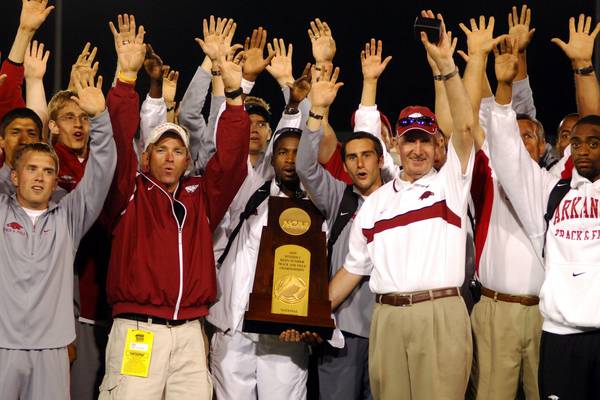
329;22;475;400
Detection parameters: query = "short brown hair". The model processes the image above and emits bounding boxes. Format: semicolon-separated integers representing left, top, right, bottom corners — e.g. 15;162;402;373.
12;142;59;172
48;90;78;121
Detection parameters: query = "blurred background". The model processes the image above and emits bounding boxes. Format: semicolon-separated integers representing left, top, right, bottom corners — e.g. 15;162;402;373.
1;0;597;141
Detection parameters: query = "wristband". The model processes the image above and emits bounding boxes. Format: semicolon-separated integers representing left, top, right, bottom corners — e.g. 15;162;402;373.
573;65;594;76
309;111;324;120
211;69;221;76
224;87;243;99
118;71;137;84
438;68;459;81
285;106;299;115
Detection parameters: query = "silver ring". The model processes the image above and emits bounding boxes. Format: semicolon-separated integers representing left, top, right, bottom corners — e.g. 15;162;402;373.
122;40;130;45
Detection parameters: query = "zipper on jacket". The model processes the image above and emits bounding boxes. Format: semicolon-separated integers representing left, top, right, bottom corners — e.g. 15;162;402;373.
142;176;188;320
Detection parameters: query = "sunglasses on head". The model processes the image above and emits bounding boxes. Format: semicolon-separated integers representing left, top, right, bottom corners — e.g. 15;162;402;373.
397;116;435;127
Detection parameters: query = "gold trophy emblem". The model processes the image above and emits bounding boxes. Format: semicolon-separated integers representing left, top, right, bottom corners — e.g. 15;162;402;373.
278;207;311;236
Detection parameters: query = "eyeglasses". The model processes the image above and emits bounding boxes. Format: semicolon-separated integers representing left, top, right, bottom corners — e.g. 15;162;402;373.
397;116;435;127
57;113;90;124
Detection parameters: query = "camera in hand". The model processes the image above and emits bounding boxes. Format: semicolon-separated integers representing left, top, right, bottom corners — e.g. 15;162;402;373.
414;16;441;44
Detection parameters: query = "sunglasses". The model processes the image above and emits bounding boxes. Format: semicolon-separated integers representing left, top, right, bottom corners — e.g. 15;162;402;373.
397;116;435;127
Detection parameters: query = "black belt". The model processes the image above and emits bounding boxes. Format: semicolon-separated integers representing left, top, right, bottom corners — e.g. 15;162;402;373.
118;313;194;327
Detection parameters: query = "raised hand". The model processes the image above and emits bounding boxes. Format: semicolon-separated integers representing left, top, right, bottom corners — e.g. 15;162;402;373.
195;16;236;63
308;18;336;65
494;36;519;83
24;40;50;81
287;63;312;105
242;27;275;82
108;14;136;54
266;38;294;86
421;17;458;75
19;0;55;33
0;74;6;87
459;15;505;57
162;67;179;105
110;14;146;80
422;10;458;74
551;14;600;68
218;46;245;92
68;43;99;92
508;5;536;53
361;38;392;81
309;65;344;110
70;72;105;117
143;44;166;82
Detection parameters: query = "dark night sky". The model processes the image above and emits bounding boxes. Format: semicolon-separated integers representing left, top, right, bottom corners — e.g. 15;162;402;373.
1;0;597;141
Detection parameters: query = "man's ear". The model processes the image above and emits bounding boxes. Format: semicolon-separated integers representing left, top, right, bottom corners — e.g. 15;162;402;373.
141;151;150;173
10;169;18;188
342;160;349;174
378;156;384;168
48;120;59;137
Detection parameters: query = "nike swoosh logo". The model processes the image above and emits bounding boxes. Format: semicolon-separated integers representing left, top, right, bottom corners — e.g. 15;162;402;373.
557;183;569;187
340;212;350;216
147;185;154;191
573;272;586;277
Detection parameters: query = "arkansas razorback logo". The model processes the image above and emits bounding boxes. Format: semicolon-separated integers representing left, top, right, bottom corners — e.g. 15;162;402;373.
6;222;23;230
419;191;434;200
5;221;26;235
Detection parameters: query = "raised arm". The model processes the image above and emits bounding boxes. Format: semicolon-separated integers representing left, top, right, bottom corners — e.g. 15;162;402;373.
241;26;275;93
139;44;168;148
488;37;558;251
102;15;144;227
356;38;398;180
186;16;236;172
162;68;179;123
552;14;600;116
63;72;116;245
0;0;54;119
459;15;504;151
422;10;454;139
297;64;346;222
423;17;474;172
67;43;99;94
202;48;250;231
23;40;50;131
509;5;537;118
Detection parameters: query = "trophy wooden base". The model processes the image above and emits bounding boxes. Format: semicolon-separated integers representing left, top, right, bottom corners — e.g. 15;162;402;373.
243;293;335;339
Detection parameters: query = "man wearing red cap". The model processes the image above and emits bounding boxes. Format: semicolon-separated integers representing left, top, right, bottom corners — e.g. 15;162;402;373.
329;23;475;399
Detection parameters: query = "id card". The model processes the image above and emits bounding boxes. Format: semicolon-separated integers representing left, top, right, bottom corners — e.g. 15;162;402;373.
120;329;154;377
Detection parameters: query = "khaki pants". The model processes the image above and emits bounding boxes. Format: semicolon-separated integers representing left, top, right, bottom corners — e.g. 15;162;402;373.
98;317;212;400
470;295;542;400
369;295;472;400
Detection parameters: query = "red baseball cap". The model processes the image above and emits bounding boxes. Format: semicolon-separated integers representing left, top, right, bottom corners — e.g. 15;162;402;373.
395;106;438;137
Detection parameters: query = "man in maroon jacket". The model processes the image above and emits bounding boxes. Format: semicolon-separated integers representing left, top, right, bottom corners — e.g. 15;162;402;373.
97;19;249;400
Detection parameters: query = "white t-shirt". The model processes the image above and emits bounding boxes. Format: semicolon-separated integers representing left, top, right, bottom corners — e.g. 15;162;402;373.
344;141;474;293
22;207;47;225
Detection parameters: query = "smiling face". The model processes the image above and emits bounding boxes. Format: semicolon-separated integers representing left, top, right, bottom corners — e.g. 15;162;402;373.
570;122;600;182
343;138;383;196
141;132;190;192
11;150;58;210
397;131;436;182
0;117;41;166
50;101;90;157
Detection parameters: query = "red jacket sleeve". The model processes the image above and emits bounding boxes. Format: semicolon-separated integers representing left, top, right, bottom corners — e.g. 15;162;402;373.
202;103;249;232
101;80;140;228
322;143;352;184
0;60;26;120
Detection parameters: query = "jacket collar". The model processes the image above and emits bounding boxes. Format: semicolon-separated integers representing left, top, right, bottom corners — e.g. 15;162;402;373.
393;168;437;192
571;168;600;192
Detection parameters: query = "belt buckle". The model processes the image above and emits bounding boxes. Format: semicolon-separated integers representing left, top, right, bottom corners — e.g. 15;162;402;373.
401;293;413;307
166;319;173;328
